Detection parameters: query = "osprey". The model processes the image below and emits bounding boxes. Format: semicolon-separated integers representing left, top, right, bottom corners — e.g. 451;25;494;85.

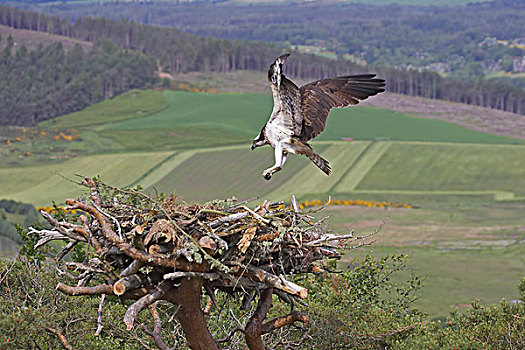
252;53;386;180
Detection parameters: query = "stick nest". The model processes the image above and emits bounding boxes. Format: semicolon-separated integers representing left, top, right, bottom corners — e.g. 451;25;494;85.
31;177;376;331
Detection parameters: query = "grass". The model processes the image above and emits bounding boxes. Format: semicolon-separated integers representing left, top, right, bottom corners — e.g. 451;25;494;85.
324;202;525;318
356;142;525;196
149;145;326;202
317;107;522;144
2;89;524;319
0;151;172;206
40;90;168;129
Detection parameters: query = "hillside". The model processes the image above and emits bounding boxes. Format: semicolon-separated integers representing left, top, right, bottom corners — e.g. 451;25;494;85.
1;89;522;205
1;89;524;317
0;24;92;51
0;4;523;117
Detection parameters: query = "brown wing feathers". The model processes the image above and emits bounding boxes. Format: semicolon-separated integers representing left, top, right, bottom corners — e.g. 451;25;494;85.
299;74;385;141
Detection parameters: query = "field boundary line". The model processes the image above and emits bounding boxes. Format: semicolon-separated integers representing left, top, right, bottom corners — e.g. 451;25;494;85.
329;141;392;192
137;150;198;189
127;151;179;188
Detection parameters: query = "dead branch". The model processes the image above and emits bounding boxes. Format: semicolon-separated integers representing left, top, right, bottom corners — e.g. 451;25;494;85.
124;280;174;330
33;178;379;350
231;264;308;299
141;303;174;350
114;274;146;296
56;283;113;296
95;294;106;336
261;311;309;334
217;326;245;343
45;327;74;350
163;271;220;281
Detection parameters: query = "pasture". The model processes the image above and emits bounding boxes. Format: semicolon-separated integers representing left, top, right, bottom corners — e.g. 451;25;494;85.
1;89;524;318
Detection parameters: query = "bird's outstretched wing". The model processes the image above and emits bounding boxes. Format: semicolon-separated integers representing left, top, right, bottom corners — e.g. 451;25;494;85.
267;53;302;135
298;75;386;141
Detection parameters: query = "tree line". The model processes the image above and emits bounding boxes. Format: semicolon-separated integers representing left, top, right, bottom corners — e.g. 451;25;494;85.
0;4;523;122
0;32;157;126
39;0;524;77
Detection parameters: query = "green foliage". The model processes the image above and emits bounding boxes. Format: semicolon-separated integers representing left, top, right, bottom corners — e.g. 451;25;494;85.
0;200;39;244
401;300;525;349
519;278;525;301
1;252;524;349
0;258;171;350
1;4;523;116
299;254;424;349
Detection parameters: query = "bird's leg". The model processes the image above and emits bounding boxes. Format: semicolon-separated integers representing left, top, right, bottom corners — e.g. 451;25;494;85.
263;148;285;180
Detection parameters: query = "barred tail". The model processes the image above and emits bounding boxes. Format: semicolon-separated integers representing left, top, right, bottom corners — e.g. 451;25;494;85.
308;153;331;175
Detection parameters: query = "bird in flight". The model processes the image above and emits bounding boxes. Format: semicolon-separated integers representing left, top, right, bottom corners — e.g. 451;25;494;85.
252;53;386;180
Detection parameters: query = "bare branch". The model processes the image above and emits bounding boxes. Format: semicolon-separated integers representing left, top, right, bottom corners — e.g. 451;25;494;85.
231;264;308;299
163;271;220;281
217;326;245;343
141;303;174;350
56;283;113;296
95;294;106;336
261;311;309;334
124;280;174;330
245;288;274;350
45;327;74;350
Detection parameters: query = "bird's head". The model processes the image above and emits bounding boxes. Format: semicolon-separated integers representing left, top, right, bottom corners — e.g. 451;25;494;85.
251;128;268;150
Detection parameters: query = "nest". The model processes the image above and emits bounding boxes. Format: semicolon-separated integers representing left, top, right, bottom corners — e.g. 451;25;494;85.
31;177;375;334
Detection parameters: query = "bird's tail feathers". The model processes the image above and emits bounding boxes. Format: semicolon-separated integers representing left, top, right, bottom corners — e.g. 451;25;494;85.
308;153;331;175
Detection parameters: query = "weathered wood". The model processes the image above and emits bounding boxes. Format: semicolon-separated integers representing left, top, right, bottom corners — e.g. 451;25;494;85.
261;311;309;334
232;265;308;299
124;280;173;330
163;271;220;281
114;274;145;296
119;260;144;277
57;283;113;296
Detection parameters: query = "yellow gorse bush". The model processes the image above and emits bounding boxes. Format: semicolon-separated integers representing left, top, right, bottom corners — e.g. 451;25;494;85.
39;198;413;215
293;198;413;210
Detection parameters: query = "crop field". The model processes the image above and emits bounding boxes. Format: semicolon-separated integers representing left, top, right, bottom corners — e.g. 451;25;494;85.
40;90;167;129
325;204;525;318
354;142;525;197
0;151;172;206
1;90;524;318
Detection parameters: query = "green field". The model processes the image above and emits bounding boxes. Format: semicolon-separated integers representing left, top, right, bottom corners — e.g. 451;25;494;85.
1;89;524;318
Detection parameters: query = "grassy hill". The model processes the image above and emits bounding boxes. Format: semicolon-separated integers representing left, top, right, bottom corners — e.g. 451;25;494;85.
1;89;524;318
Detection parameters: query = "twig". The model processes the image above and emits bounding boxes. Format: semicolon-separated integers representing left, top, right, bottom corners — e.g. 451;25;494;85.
261;311;309;334
217;326;245;343
45;327;75;350
304;230;355;247
140;303;174;350
240;205;270;225
163;271;220;281
95;294;106;336
93;202;123;241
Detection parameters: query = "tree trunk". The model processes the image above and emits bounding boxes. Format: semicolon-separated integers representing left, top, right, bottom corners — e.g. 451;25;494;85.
244;288;274;350
163;278;220;350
